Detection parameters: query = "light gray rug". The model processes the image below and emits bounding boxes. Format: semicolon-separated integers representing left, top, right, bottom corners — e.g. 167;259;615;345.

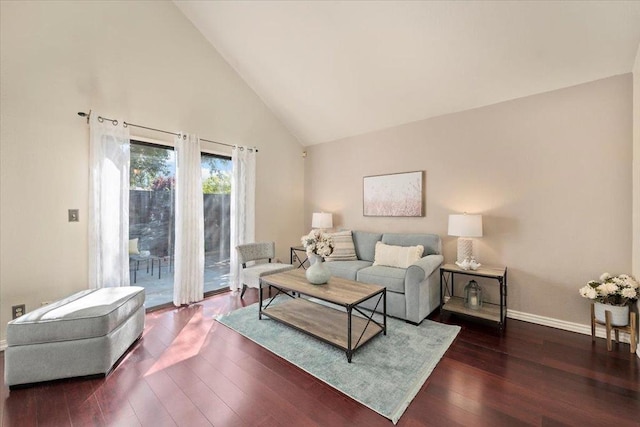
216;298;460;424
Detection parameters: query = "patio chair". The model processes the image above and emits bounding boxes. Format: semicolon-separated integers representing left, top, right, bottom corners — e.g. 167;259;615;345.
236;242;295;298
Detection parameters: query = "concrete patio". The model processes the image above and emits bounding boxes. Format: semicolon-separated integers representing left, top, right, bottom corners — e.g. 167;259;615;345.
130;252;230;308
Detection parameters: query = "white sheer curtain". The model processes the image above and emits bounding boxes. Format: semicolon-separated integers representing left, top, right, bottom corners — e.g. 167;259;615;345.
173;133;205;306
230;147;256;293
88;114;130;289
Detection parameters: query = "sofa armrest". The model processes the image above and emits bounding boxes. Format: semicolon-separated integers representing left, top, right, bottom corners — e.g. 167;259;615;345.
406;254;444;286
404;254;444;323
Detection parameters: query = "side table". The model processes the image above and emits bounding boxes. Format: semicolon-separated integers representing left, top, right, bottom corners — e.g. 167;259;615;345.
290;246;309;269
440;263;508;330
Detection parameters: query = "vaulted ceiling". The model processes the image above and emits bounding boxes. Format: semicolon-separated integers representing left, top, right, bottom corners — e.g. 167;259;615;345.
174;1;640;146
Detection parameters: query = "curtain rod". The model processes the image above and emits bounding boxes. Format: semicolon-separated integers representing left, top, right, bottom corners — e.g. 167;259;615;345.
77;111;258;152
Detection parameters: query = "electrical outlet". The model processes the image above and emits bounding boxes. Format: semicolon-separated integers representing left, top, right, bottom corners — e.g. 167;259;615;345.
12;304;25;319
68;209;79;222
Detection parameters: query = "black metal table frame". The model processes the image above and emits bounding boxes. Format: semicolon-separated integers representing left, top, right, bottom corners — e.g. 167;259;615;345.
290;246;309;269
259;281;387;362
439;267;508;330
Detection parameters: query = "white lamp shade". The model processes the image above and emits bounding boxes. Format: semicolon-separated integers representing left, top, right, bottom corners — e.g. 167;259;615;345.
448;214;483;237
312;212;333;229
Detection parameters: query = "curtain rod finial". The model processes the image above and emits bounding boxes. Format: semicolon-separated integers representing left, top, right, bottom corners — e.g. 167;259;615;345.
77;110;91;123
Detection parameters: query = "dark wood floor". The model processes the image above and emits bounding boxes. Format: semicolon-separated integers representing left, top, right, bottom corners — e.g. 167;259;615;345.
2;290;639;426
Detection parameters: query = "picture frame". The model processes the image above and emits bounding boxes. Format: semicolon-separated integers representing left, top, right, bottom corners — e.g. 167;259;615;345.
363;171;425;217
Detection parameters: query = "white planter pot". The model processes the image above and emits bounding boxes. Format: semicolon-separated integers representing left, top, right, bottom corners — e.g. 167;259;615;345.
594;302;630;326
305;254;331;285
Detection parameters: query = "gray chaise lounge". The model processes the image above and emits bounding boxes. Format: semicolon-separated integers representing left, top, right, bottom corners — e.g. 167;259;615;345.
4;286;145;388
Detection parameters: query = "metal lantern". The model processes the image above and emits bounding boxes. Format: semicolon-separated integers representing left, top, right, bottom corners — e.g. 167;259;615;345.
464;280;483;310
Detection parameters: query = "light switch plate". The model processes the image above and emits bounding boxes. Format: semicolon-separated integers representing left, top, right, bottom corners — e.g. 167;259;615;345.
68;209;79;222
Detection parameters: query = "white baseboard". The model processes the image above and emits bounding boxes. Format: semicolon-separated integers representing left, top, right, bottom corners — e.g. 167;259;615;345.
2;312;634;355
507;309;633;344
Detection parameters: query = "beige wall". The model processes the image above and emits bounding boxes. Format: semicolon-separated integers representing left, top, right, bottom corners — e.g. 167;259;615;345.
305;75;632;325
0;1;304;342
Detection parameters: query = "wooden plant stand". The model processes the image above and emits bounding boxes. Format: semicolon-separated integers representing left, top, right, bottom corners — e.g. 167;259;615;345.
590;303;637;353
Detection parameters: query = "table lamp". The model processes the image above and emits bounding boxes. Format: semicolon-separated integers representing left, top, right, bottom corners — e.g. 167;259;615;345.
312;212;333;230
448;213;483;263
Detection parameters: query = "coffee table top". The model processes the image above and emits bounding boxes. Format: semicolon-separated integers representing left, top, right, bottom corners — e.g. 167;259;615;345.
260;269;384;306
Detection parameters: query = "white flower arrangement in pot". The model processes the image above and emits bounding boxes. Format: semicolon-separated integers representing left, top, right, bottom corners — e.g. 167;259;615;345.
579;273;639;306
579;273;638;326
301;229;334;258
300;229;334;285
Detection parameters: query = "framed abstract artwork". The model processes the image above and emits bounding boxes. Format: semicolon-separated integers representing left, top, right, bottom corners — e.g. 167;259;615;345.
363;171;425;217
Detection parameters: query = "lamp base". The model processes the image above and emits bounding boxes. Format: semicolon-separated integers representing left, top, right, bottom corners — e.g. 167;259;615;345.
456;238;473;263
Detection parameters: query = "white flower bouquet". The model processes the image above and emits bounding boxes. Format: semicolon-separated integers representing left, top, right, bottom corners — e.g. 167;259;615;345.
301;229;334;258
579;273;639;306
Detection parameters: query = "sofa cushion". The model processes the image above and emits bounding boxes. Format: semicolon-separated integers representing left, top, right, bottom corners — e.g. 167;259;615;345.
373;241;424;269
7;286;145;346
325;260;373;280
324;230;357;262
357;265;407;294
381;233;441;256
241;263;295;288
352;231;383;262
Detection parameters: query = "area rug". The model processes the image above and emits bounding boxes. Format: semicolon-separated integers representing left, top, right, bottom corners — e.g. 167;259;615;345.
216;299;460;424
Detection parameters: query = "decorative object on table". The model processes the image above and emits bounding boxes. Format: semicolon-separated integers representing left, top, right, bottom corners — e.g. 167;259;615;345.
363;170;424;217
448;213;483;263
464;280;483;310
311;212;333;231
301;229;334;284
578;272;638;326
456;257;471;270
455;256;481;271
468;257;481;270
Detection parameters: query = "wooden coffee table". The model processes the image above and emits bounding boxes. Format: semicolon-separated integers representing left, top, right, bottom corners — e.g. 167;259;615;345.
259;269;386;362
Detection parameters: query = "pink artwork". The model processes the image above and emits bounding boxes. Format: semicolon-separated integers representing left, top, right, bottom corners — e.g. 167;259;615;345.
363;171;424;217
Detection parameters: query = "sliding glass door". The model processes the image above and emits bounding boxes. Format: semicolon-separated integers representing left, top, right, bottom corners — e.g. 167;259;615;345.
201;153;232;293
128;140;232;308
129;141;176;307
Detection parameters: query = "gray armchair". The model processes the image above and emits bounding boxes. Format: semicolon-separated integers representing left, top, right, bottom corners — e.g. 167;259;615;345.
236;242;295;298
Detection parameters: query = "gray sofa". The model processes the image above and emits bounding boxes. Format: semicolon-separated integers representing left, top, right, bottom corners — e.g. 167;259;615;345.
325;231;443;324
